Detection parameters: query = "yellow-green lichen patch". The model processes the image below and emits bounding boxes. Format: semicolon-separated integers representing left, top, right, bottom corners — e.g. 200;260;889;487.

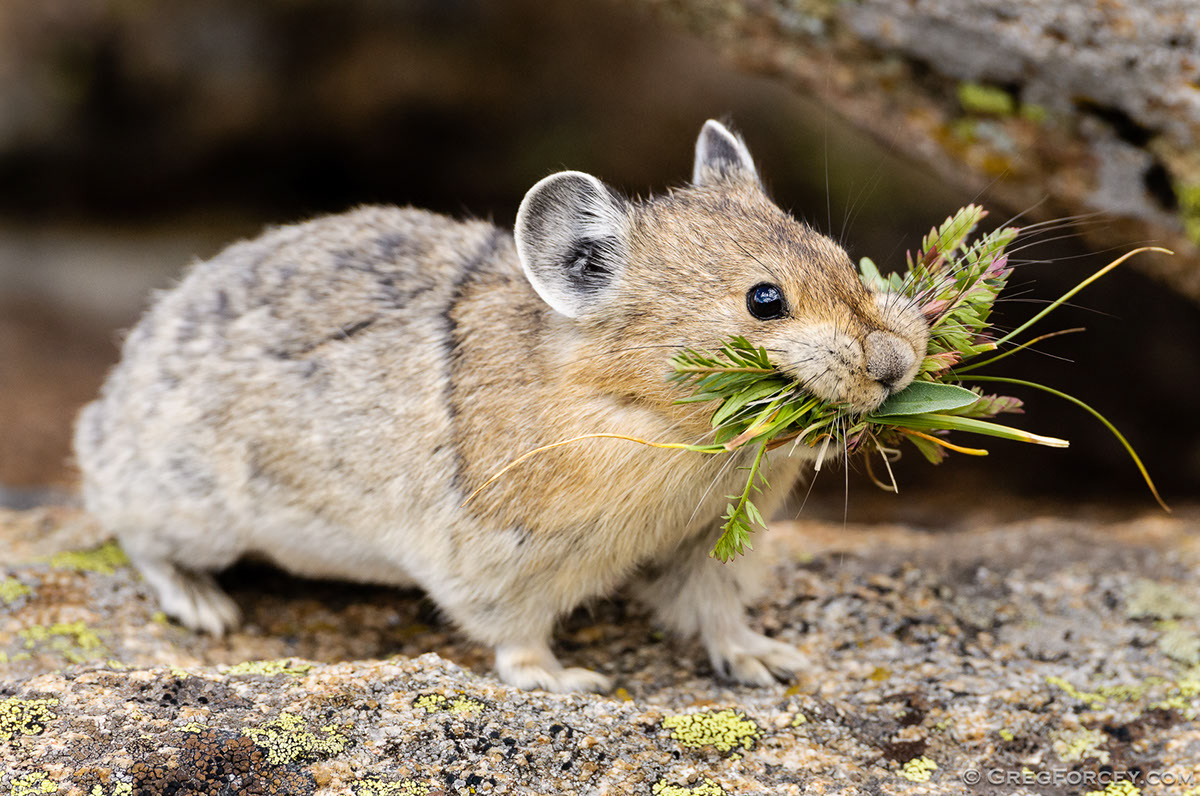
89;784;132;796
1052;727;1109;764
898;756;937;783
0;697;59;741
413;693;485;716
180;721;207;733
1085;781;1141;796
9;772;59;796
1045;676;1138;709
1126;579;1196;621
651;778;725;796
47;540;129;575
18;621;106;664
1046;672;1198;718
0;577;32;605
1150;668;1200;717
661;708;761;754
1157;623;1200;665
224;659;313;677
791;712;807;727
1019;104;1048;124
957;82;1015;116
1176;181;1200;246
242;712;348;765
998;728;1014;741
353;778;430;796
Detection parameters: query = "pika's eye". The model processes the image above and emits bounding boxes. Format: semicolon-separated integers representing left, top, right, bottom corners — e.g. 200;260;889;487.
746;282;787;320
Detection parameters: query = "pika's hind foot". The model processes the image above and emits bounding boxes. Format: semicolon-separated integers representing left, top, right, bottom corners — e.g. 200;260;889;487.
133;556;242;636
495;642;612;694
707;627;808;687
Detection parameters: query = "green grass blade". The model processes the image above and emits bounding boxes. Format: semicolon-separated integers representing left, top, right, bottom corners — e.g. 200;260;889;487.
953;375;1170;512
991;247;1171;348
952;328;1085;374
872;412;1069;447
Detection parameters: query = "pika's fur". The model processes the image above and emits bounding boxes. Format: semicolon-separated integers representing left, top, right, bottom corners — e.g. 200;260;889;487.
75;121;928;692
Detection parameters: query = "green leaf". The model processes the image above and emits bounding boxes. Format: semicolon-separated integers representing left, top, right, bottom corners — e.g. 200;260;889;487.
957;374;1169;511
869;382;982;417
710;380;789;428
858;256;890;292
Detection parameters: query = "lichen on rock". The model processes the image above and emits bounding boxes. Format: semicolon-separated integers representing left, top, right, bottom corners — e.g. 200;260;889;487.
8;772;59;796
353;779;430;796
412;692;486;716
46;540;129;575
0;696;58;741
652;777;726;795
1052;727;1110;764
130;728;316;796
898;756;938;783
661;709;761;754
224;659;314;677
17;621;106;664
4;508;1200;793
0;576;31;605
241;712;348;765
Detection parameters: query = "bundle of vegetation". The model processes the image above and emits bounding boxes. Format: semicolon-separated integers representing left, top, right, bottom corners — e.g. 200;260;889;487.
669;206;1169;558
471;205;1168;560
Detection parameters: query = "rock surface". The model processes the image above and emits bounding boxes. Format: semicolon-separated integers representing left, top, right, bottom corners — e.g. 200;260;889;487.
626;0;1200;304
3;505;1200;794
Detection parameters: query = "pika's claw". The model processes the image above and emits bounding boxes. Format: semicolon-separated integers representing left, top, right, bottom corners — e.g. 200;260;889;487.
134;556;242;637
707;628;808;687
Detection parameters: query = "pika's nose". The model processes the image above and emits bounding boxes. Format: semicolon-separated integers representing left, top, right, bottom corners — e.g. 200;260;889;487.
865;331;915;392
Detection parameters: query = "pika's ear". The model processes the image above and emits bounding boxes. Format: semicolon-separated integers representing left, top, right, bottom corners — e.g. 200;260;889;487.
692;119;760;187
515;171;630;318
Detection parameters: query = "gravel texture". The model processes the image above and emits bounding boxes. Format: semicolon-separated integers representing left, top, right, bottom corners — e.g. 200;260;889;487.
2;505;1200;794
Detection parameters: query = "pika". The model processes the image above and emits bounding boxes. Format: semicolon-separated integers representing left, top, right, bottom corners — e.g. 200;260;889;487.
75;120;928;693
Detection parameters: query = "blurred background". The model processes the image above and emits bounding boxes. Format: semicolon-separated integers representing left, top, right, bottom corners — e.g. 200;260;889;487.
1;0;1196;521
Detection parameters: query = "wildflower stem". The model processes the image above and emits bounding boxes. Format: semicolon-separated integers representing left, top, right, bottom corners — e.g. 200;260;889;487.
952;375;1170;512
990;247;1171;348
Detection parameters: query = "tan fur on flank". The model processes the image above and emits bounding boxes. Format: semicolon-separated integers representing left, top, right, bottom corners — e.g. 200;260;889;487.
75;120;927;692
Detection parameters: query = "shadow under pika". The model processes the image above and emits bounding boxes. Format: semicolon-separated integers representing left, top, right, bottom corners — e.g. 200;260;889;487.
213;562;714;694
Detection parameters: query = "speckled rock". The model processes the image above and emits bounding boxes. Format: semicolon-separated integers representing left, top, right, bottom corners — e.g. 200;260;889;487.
3;506;1200;794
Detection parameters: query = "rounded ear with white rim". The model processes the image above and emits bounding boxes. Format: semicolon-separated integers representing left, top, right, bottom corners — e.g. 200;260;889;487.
515;171;630;318
692;119;760;187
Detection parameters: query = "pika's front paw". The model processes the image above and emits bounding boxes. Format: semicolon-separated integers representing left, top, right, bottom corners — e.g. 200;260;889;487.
707;628;808;687
494;643;612;694
135;557;242;637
